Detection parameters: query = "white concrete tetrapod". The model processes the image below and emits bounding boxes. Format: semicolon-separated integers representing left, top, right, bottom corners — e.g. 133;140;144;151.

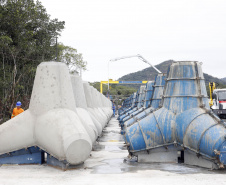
100;93;113;119
81;83;103;135
101;94;112;120
90;87;108;126
83;82;105;129
0;62;92;165
70;75;98;141
91;86;108;126
81;81;103;135
95;90;109;119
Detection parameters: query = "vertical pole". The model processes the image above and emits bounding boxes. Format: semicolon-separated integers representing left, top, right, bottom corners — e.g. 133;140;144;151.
100;82;103;94
108;61;109;91
55;36;58;61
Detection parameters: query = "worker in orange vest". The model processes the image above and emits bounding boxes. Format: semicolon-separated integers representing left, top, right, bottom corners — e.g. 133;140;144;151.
11;101;24;118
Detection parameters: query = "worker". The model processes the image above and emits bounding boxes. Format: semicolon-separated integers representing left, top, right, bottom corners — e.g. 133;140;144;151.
11;101;24;118
112;103;116;117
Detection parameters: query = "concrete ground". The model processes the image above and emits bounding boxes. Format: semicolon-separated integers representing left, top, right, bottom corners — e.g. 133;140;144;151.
1;117;226;185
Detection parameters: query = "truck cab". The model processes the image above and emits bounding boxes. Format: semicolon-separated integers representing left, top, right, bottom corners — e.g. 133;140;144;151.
211;89;226;119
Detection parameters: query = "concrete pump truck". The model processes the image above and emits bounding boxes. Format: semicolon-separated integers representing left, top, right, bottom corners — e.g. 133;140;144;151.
209;82;226;119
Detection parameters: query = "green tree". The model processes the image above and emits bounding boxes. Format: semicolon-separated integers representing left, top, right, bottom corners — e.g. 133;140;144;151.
0;0;65;122
90;82;137;105
58;43;87;75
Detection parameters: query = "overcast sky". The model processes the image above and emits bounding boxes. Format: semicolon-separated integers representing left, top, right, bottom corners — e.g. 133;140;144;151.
40;0;226;82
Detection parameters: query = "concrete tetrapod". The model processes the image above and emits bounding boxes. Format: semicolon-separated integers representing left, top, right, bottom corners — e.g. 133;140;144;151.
0;62;92;165
123;61;226;169
99;93;113;120
102;94;112;117
79;82;103;137
96;89;112;122
83;82;106;129
98;91;111;123
71;75;98;143
91;87;109;126
71;75;111;138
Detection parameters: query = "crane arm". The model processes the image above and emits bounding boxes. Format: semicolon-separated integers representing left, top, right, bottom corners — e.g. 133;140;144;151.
110;54;162;74
137;55;162;73
110;55;138;62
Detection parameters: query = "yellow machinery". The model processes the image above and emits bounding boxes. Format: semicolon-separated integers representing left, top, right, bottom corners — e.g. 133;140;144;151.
208;82;226;118
209;82;216;107
100;79;148;94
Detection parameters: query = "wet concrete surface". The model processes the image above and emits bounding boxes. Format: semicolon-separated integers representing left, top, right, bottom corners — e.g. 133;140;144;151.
90;117;226;175
1;117;226;185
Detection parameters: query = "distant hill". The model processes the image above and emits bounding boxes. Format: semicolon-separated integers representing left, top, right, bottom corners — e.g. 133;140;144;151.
119;60;226;86
221;77;226;82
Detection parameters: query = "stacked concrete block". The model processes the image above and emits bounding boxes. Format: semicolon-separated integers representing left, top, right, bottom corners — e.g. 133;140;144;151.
0;61;112;167
99;93;113;120
71;75;98;144
83;83;112;130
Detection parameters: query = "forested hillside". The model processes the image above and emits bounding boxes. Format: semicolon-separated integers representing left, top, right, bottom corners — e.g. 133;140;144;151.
119;60;226;86
90;82;137;105
221;77;226;82
90;61;226;104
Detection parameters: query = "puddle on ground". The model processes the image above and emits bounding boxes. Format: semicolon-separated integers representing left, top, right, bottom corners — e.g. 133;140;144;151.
97;132;124;142
91;158;226;175
93;144;127;151
91;118;226;175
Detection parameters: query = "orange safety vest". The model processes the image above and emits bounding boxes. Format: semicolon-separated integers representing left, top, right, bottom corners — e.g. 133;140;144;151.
11;107;24;118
